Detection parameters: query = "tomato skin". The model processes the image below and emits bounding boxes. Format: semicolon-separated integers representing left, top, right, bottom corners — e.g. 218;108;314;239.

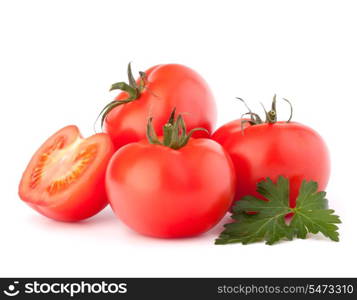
19;126;114;222
106;138;236;238
212;120;330;208
104;64;216;149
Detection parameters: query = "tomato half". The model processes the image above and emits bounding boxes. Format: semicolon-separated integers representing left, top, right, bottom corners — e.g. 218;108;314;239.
106;138;236;238
212;119;330;208
104;64;217;149
19;125;114;221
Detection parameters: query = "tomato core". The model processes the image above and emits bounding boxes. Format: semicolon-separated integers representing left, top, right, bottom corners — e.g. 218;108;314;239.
29;135;97;199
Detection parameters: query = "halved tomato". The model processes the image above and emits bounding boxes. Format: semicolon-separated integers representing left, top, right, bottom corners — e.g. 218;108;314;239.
19;125;114;222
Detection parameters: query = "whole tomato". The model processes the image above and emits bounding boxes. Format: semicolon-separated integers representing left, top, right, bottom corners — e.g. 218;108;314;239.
212;96;330;208
101;63;216;149
106;110;236;238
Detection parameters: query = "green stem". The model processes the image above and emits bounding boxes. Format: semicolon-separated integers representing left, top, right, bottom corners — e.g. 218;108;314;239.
97;62;147;129
238;95;294;131
146;108;208;150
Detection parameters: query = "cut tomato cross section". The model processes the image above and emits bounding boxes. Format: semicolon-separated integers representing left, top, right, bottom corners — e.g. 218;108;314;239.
19;125;114;221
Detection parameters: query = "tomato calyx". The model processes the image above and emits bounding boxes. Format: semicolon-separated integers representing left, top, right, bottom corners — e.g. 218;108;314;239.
146;108;208;150
238;95;293;132
98;63;147;128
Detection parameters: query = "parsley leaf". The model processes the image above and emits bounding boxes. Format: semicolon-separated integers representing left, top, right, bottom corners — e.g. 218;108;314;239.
215;176;341;245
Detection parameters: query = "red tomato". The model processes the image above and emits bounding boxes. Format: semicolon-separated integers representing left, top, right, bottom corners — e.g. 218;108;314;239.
106;112;236;237
212;119;330;208
19;125;114;221
104;64;216;149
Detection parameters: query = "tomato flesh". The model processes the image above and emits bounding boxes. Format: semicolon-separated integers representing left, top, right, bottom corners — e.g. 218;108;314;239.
19;125;114;221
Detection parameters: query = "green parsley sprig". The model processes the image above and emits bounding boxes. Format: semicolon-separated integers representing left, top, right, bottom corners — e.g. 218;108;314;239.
216;176;341;245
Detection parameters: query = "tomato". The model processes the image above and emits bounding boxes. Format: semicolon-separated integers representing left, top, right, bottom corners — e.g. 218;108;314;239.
19;125;114;222
106;111;236;238
212;97;330;208
103;63;216;149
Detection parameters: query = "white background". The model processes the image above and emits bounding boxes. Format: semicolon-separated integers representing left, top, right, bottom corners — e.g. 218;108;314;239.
1;0;356;277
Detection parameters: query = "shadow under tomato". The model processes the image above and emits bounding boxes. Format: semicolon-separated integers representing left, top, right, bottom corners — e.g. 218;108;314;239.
26;206;117;228
25;209;233;243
